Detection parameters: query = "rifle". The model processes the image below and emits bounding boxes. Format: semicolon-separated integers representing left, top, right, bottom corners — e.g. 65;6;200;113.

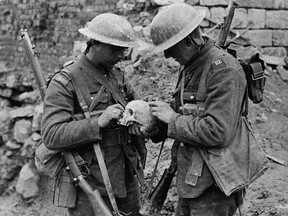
139;138;178;216
216;0;238;48
64;151;112;215
20;29;112;216
140;161;176;215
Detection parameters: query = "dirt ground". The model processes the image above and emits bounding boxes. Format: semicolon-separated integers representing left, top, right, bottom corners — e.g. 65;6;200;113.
1;51;288;216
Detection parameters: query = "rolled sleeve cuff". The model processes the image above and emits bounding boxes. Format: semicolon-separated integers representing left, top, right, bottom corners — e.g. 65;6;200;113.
167;112;181;138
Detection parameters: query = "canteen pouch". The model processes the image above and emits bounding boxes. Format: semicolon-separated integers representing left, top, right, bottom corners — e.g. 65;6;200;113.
53;168;77;208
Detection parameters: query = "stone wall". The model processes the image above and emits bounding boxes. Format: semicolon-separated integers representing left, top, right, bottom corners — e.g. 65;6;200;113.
192;0;288;57
1;0;288;76
0;0;119;75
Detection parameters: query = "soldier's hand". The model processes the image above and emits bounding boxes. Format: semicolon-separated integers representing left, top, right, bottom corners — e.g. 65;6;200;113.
149;101;176;124
98;104;124;128
128;123;143;137
128;123;159;138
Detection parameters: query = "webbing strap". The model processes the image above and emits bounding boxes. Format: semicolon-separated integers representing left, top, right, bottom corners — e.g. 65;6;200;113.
61;68;91;119
78;62;127;107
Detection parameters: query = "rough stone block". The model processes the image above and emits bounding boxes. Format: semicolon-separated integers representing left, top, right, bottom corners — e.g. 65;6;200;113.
261;47;287;57
94;0;106;5
186;0;199;5
13;119;32;144
210;7;226;25
272;30;288;46
16;163;40;199
232;8;248;29
237;0;288;9
266;10;288;29
199;0;229;6
277;65;288;82
239;29;273;46
247;9;265;29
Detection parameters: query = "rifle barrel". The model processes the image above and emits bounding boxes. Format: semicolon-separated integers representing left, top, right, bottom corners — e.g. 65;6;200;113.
216;0;237;47
20;29;46;100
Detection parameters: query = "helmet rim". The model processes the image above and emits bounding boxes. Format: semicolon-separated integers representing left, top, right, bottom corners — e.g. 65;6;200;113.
78;28;136;48
150;7;206;53
78;13;137;48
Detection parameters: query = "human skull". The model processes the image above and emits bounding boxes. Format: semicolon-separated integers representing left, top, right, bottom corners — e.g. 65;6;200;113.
119;100;157;136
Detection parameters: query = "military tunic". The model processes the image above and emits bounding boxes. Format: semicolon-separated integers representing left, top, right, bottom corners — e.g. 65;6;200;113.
168;37;247;215
41;55;144;216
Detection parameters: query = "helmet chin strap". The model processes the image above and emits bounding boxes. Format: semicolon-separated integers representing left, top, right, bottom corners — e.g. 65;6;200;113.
186;35;202;56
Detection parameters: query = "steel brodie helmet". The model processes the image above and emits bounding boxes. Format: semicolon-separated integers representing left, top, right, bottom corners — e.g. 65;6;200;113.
78;13;136;48
150;3;206;52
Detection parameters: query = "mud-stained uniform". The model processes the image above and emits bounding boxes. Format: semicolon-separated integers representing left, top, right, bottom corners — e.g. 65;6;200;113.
41;54;145;216
168;38;247;216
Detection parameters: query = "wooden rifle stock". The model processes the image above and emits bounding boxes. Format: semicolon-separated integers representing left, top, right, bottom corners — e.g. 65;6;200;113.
64;151;112;216
216;0;237;48
140;163;177;215
20;29;112;216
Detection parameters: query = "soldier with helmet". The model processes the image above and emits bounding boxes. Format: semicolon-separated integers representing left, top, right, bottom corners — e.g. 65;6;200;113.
149;3;248;216
41;13;145;216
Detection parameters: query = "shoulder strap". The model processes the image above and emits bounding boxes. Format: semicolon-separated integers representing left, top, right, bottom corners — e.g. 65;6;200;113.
79;63;127;107
195;62;212;102
61;68;91;119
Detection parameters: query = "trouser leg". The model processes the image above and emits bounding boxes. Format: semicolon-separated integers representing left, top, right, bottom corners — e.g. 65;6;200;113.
175;185;242;216
68;166;142;216
116;175;142;216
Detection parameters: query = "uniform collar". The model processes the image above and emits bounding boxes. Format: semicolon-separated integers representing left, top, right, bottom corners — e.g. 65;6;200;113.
77;54;108;76
184;37;215;71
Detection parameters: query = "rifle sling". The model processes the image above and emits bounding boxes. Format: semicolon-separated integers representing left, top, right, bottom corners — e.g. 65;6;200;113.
144;138;166;200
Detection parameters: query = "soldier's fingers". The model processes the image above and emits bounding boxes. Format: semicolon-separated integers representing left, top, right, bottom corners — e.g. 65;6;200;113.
150;106;157;113
149;101;159;107
112;103;125;110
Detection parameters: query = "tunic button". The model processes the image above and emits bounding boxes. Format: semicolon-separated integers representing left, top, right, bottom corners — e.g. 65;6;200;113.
180;143;184;147
190;95;194;100
121;89;124;93
91;97;94;100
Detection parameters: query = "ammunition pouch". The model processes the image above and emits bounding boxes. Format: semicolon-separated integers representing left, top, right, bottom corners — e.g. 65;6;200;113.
181;103;205;117
35;141;89;179
101;126;147;170
101;126;130;147
241;59;266;104
227;43;267;104
178;89;205;117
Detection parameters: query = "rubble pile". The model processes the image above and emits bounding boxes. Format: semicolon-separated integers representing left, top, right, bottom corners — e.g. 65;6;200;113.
0;64;42;198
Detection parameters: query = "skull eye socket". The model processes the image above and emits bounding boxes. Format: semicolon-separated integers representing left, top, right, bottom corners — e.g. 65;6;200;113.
128;108;133;115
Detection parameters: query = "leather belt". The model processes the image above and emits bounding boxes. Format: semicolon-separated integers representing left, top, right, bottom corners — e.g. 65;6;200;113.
101;126;130;147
